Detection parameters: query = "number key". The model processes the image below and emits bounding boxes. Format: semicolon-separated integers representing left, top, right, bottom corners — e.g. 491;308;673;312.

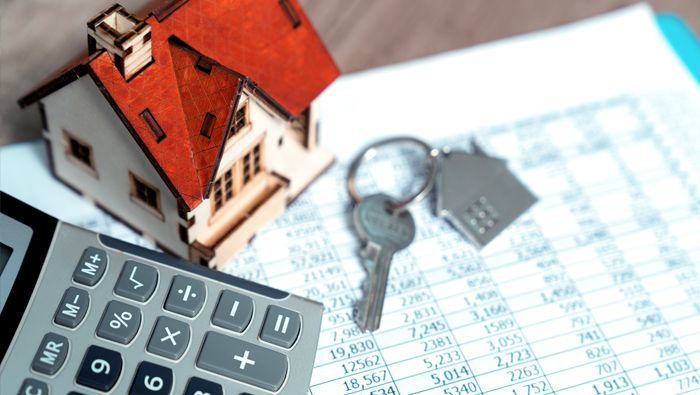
131;361;172;395
76;345;122;391
185;377;223;395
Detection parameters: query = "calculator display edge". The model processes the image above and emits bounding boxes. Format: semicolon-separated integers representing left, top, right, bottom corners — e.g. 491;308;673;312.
0;192;58;364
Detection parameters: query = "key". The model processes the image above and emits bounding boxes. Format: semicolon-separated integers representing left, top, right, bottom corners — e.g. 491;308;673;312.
436;140;537;248
353;193;416;332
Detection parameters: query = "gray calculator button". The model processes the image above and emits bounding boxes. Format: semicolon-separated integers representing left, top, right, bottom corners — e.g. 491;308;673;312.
164;276;206;317
19;378;49;394
147;316;190;360
211;290;253;332
54;287;89;328
96;301;141;344
114;261;158;302
73;247;108;286
260;305;301;348
31;332;69;375
197;331;288;392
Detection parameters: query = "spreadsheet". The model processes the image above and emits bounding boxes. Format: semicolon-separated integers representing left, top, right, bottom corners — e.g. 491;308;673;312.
218;96;700;395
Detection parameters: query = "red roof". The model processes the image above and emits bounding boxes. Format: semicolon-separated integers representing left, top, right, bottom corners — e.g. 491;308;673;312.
23;0;339;209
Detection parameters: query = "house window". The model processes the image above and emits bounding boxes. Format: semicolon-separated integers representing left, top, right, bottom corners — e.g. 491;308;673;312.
228;101;249;139
209;143;263;214
63;130;96;175
129;172;162;217
242;143;262;185
211;168;234;212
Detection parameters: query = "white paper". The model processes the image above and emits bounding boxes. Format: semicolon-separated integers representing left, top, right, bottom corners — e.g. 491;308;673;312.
2;4;700;394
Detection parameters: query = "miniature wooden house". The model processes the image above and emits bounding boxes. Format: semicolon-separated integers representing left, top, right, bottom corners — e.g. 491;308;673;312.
19;0;339;268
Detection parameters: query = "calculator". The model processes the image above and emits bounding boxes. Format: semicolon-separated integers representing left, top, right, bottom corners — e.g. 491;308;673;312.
0;192;323;395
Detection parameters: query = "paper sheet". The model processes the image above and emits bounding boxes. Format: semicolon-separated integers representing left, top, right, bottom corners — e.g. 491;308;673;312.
2;4;700;395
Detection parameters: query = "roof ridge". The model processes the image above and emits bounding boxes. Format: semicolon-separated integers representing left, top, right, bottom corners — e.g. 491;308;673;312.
164;38;201;200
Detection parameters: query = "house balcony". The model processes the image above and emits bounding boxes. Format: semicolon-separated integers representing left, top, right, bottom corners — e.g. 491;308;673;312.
190;173;287;268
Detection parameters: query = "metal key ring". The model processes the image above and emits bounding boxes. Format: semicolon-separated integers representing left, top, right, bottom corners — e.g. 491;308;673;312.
347;136;439;213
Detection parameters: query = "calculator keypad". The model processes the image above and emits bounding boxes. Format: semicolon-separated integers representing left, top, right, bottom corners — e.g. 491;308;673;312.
72;247;108;286
164;275;206;317
114;261;158;302
15;242;319;394
31;333;69;375
76;345;122;391
54;287;89;328
96;301;141;344
147;316;190;360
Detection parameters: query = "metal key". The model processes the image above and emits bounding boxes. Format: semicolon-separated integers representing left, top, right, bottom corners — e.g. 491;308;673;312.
353;193;416;332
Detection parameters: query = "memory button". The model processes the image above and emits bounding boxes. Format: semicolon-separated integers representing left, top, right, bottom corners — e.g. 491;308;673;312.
31;333;69;375
54;287;89;328
73;247;108;286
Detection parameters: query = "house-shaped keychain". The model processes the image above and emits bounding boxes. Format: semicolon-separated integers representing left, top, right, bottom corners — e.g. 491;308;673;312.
18;0;339;268
436;140;537;248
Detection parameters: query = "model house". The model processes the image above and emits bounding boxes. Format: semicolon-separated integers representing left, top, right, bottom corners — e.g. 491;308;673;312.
19;0;339;268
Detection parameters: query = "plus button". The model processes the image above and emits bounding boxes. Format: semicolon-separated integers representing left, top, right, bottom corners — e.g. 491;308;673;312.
89;254;101;263
233;350;256;370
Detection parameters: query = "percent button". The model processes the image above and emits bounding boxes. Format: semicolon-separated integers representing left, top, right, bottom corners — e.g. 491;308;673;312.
97;301;142;344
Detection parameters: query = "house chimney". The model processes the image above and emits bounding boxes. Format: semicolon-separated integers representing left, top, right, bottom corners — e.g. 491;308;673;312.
87;4;152;80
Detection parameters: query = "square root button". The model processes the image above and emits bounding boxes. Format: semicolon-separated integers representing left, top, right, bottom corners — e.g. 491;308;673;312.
260;305;301;348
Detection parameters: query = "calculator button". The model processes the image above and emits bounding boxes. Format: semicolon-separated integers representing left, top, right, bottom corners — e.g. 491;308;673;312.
76;345;122;391
259;305;301;348
31;333;69;375
211;290;253;332
164;276;206;317
114;261;158;302
197;331;288;392
73;247;108;286
96;301;141;344
147;316;190;360
130;361;172;395
185;377;223;395
54;287;89;328
19;378;48;394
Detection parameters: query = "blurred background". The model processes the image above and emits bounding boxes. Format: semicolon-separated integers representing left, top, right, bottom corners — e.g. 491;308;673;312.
1;0;698;145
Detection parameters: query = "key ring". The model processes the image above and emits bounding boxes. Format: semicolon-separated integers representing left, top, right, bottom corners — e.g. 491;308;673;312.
347;136;439;214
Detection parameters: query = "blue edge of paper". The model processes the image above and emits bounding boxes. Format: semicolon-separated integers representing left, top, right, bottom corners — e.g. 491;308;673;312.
658;13;700;85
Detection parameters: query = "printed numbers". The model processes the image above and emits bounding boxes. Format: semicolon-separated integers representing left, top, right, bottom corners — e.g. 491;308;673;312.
442;381;479;395
507;364;541;382
592;375;631;395
430;365;471;386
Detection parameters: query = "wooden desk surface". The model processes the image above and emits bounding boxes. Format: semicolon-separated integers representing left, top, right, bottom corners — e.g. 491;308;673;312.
1;0;698;144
